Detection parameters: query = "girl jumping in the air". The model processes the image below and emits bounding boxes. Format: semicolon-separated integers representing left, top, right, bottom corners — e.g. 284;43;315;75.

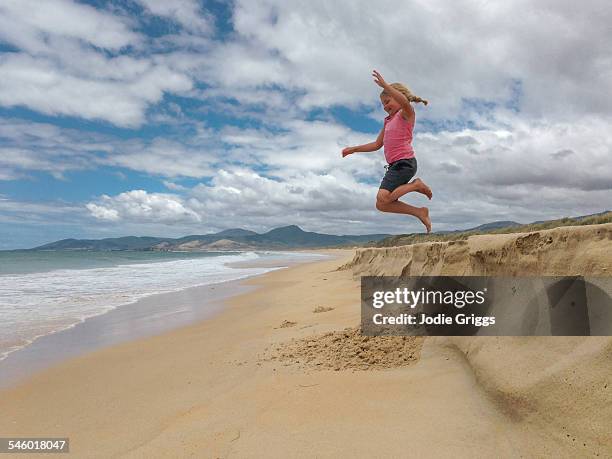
342;70;432;233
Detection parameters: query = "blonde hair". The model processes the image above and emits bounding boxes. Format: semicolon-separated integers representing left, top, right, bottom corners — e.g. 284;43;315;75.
381;83;428;106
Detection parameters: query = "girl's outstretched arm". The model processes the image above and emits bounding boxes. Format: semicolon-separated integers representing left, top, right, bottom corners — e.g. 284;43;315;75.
342;127;384;157
372;70;414;116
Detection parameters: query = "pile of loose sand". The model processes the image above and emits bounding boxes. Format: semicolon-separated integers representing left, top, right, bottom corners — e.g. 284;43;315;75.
264;327;424;371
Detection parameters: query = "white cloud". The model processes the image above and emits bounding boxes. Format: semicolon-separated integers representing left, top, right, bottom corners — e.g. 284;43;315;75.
136;0;214;34
0;0;138;50
409;113;612;226
85;203;120;222
163;180;188;191
104;137;217;178
0;0;196;127
86;190;202;223
2;0;611;127
0;198;82;216
84;169;390;234
226;0;612;120
0;118;218;179
0;118;108;179
0;53;193;127
193;168;373;213
218;118;381;176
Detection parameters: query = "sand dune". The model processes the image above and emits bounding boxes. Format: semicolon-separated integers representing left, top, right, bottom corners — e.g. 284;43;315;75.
341;223;612;456
343;223;611;277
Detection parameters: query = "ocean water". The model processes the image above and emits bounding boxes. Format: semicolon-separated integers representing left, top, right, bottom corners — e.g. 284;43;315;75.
0;250;324;362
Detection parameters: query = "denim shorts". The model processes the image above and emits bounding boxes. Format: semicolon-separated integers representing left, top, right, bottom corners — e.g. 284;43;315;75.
379;158;417;192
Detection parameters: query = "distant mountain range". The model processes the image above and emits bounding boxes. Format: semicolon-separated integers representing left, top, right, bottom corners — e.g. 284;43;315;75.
31;225;392;251
434;211;610;235
28;211;610;252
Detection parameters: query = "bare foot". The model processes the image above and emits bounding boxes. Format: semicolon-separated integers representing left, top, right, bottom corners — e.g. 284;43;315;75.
417;207;431;233
411;178;432;200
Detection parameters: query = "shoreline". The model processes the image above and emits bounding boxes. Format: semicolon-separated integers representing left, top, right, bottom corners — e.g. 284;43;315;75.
0;250;333;391
0;249;361;457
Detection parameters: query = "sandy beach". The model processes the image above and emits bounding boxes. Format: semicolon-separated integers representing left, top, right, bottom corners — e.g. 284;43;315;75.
1;224;611;458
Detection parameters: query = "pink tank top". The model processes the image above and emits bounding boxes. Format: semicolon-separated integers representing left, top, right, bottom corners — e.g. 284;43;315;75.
383;111;415;163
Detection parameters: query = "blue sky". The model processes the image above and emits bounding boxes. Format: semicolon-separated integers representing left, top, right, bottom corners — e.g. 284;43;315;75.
0;0;610;249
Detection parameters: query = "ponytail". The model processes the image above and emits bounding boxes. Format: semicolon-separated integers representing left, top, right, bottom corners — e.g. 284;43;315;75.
381;83;428;106
408;94;428;106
